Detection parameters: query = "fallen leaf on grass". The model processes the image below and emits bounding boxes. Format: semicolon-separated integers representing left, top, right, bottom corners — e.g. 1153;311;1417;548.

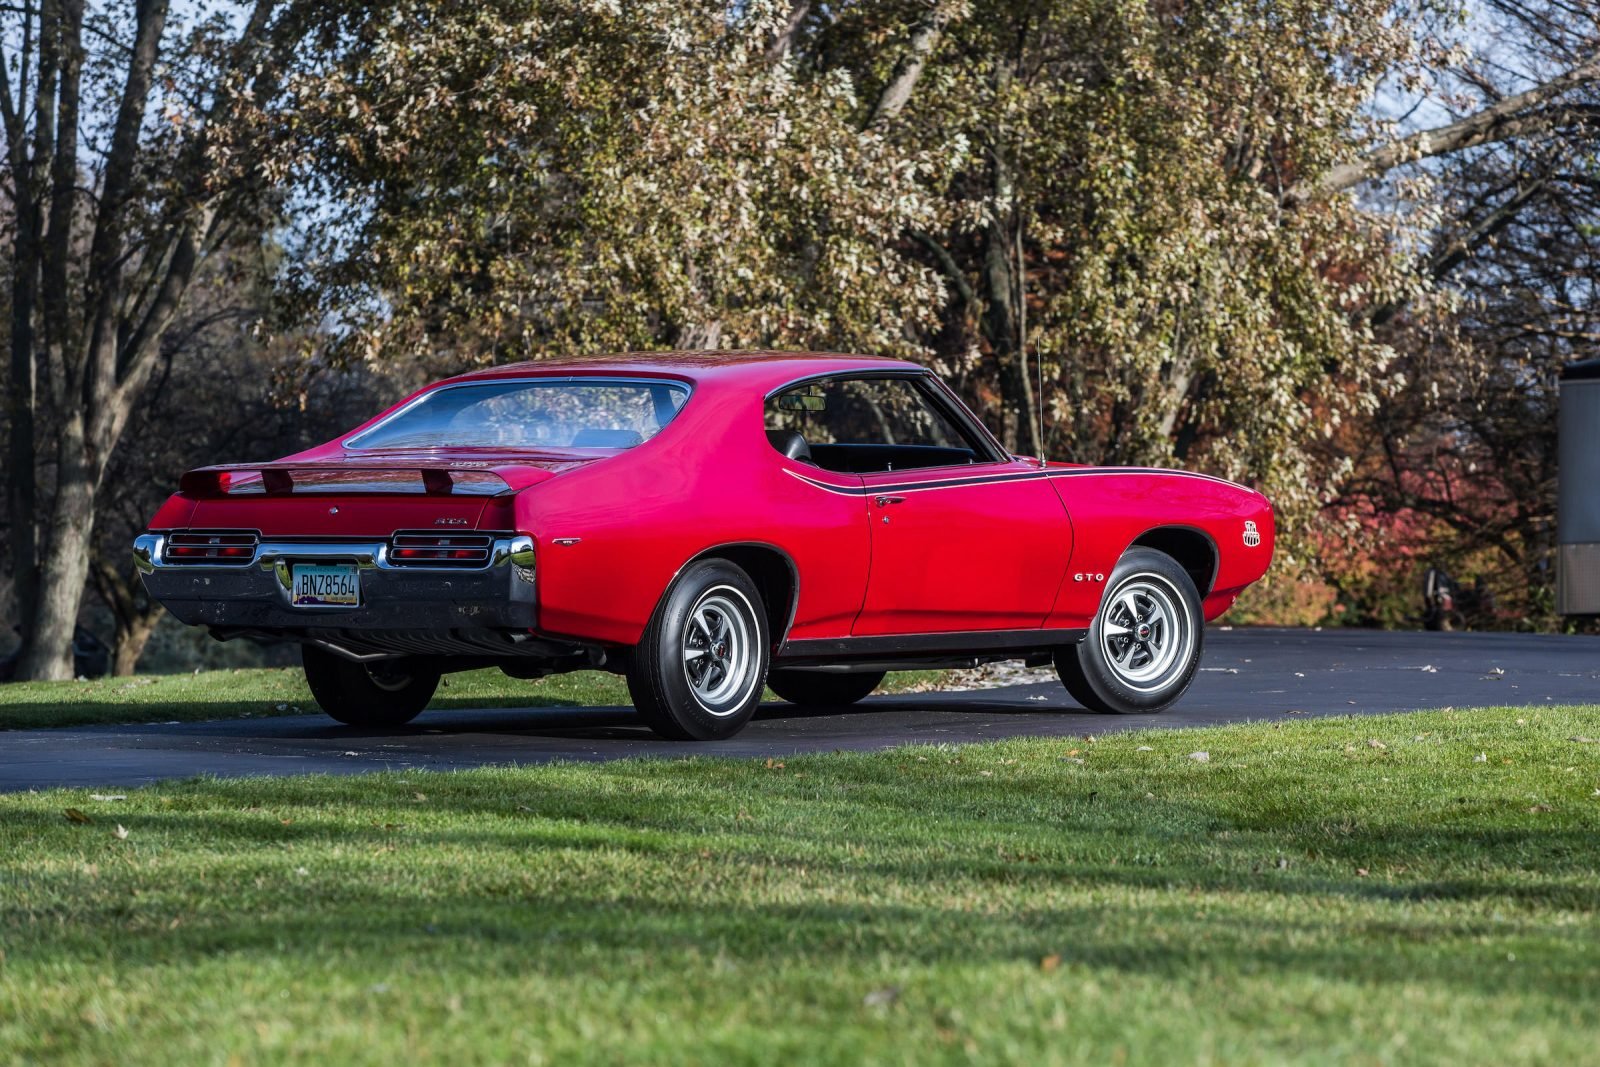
1528;804;1552;813
90;794;126;802
413;792;428;802
63;808;91;824
1188;751;1210;763
1569;736;1600;744
113;825;129;840
763;758;785;769
1473;753;1488;763
1367;739;1387;750
1136;745;1154;752
1040;954;1062;973
863;986;901;1008
1356;868;1369;877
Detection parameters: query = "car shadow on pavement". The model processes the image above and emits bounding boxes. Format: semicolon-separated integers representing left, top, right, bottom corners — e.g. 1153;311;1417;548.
295;696;1099;742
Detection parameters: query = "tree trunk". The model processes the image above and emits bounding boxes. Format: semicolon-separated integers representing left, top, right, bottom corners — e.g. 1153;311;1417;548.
112;610;161;676
90;554;164;676
980;154;1042;458
6;198;41;664
867;3;953;130
16;417;97;680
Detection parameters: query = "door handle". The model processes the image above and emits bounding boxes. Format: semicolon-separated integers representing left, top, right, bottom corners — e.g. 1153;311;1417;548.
874;496;906;507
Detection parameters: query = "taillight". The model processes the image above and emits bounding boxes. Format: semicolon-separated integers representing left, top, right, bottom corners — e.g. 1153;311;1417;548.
165;531;258;564
387;532;494;567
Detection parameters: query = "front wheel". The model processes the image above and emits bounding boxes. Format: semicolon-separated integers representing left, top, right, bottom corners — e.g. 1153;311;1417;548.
302;645;440;727
767;669;886;707
627;560;770;740
1055;548;1203;714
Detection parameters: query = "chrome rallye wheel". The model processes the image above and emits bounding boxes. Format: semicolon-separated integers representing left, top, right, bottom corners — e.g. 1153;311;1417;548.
628;559;770;740
1054;548;1203;714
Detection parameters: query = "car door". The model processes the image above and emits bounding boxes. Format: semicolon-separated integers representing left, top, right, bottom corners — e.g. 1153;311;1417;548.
767;373;1072;636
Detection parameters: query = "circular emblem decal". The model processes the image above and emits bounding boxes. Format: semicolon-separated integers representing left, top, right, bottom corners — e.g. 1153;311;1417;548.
1242;520;1261;548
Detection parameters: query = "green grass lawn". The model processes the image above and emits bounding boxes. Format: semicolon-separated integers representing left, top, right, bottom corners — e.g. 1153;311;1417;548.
3;706;1599;1065
0;667;947;731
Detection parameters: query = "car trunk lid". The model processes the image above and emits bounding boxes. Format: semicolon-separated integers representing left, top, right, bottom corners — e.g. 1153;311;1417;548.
177;451;596;536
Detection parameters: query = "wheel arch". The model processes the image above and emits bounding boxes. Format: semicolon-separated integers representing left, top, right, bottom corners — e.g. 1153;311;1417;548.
680;542;800;647
1126;526;1219;598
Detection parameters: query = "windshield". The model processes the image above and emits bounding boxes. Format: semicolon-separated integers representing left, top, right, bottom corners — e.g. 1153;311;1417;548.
347;379;690;451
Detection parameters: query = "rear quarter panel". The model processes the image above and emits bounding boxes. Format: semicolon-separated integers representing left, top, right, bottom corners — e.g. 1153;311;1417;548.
521;382;869;646
1044;468;1275;628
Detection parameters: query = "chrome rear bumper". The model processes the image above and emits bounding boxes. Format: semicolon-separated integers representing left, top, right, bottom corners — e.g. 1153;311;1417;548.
133;532;538;631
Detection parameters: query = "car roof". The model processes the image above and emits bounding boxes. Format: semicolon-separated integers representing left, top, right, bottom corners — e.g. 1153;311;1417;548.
438;351;923;391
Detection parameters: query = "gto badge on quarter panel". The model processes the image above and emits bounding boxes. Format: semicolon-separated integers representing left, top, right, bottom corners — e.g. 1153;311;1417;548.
1243;520;1262;547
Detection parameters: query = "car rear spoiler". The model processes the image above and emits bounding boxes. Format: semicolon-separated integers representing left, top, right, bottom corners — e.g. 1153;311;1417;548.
178;462;554;498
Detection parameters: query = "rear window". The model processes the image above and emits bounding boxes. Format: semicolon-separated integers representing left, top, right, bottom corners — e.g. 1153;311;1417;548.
347;379;690;451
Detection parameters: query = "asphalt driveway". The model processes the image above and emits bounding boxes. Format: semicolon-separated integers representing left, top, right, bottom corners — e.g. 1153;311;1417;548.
3;627;1596;791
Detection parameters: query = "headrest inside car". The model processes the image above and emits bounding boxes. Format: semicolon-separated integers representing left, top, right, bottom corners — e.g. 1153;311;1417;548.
766;429;816;463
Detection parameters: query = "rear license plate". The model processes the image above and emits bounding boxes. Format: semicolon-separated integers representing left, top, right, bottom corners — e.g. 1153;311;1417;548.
290;563;361;608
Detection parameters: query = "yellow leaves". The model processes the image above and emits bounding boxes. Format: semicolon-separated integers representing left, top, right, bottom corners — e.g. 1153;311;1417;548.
63;809;92;824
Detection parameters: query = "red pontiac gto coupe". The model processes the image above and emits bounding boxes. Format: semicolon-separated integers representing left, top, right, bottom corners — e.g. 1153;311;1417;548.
134;352;1274;739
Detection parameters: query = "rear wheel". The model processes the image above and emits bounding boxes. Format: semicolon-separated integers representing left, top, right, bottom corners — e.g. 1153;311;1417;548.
767;669;885;707
1054;548;1202;714
302;645;440;727
627;560;770;740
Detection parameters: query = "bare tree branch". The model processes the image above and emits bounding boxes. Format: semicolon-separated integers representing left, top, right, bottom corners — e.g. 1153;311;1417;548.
1287;51;1600;204
764;0;809;64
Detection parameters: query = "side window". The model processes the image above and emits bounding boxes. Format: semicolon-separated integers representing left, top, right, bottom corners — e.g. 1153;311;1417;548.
766;376;989;472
